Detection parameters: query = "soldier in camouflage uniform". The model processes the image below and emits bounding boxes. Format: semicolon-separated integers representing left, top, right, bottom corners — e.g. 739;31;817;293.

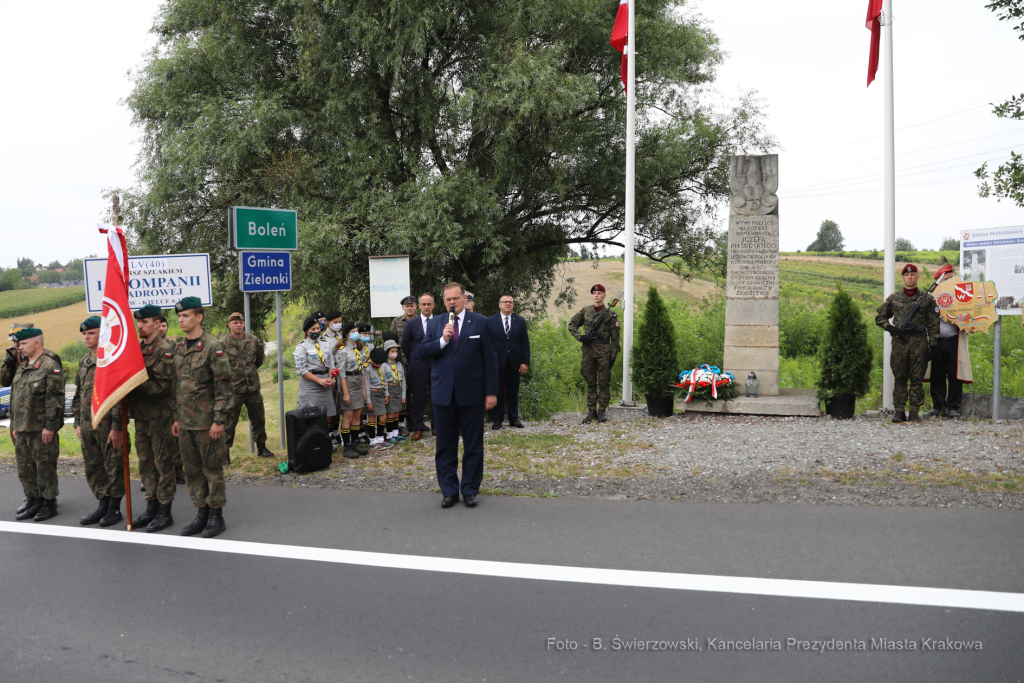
72;316;126;528
390;296;418;433
157;315;186;485
2;328;61;388
127;304;178;532
875;263;940;423
10;327;64;522
172;297;235;538
568;284;621;424
221;312;272;459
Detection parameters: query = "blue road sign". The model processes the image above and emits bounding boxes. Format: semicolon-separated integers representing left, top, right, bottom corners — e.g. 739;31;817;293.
239;251;292;292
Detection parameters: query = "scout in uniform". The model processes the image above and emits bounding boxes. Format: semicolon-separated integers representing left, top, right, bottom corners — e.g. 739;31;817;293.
568;284;621;424
72;316;125;528
294;315;338;423
875;263;941;423
172;297;235;538
335;322;370;458
128;304;178;532
10;327;64;521
381;339;407;444
363;347;392;451
221;311;273;459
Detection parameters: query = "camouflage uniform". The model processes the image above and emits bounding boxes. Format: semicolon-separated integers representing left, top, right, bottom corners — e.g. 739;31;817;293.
72;353;125;500
568;305;621;411
390;315;416;364
875;289;940;411
2;347;61;387
128;337;178;505
11;354;65;500
174;330;235;509
220;332;266;451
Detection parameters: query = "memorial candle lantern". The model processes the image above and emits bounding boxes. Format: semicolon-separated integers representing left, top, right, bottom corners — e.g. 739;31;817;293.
745;372;759;398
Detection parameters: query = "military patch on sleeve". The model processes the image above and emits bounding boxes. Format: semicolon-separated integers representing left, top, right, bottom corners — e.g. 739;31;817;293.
53;368;61;374
164;352;173;359
215;349;224;356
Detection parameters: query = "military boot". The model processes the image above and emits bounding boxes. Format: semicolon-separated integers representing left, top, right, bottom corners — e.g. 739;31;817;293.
597;408;609;423
175;466;186;484
908;411;922;423
891;410;907;423
80;496;111;526
180;506;210;536
100;497;123;527
582;409;598;424
258;446;275;458
201;507;226;538
146;503;174;533
132;499;160;528
16;497;42;521
16;497;34;515
33;498;58;522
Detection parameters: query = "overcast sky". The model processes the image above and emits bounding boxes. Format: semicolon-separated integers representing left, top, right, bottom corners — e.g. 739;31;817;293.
0;0;1021;269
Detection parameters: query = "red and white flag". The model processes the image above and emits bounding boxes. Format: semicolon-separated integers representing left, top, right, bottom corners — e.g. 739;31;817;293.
91;223;147;428
610;0;628;90
865;0;883;86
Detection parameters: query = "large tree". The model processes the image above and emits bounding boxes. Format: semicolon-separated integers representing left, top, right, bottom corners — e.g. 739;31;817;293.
806;219;843;252
975;0;1024;208
121;0;771;327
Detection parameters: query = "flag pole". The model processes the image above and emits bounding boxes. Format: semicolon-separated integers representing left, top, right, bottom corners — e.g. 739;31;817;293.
621;0;636;406
881;0;896;411
113;194;134;530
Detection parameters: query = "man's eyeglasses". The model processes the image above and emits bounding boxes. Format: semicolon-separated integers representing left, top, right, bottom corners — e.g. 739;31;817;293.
442;296;463;303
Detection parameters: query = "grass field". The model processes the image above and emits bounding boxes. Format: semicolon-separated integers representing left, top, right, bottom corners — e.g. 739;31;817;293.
0;287;86;318
0;300;92;352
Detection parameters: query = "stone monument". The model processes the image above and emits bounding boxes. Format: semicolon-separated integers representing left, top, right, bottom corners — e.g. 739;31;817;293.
723;154;780;396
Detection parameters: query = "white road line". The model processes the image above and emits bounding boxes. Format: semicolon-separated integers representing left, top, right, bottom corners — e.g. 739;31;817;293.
2;521;1023;613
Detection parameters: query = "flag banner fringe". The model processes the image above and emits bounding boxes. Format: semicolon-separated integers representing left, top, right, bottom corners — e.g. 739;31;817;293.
91;369;147;430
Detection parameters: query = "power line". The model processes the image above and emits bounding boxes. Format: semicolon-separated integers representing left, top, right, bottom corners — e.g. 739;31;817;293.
782;176;974;199
787;129;1024;174
783;105;990;161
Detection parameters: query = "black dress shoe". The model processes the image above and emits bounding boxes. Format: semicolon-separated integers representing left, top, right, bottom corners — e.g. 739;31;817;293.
491;421;502;431
441;494;459;508
463;494;477;507
511;420;525;428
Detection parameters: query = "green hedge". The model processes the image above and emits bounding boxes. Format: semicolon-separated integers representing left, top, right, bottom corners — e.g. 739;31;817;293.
783;250;960;266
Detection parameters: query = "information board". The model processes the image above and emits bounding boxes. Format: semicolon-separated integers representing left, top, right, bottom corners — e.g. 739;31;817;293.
85;254;212;313
368;255;410;318
961;226;1024;316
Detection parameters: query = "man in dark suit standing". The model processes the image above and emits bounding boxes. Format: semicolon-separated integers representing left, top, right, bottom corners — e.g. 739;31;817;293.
421;283;498;508
487;294;530;430
401;293;436;441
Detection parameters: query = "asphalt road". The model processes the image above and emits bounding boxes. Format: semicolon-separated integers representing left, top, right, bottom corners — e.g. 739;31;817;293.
1;476;1022;682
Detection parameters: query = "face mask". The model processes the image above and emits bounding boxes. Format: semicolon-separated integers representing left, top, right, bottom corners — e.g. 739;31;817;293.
330;323;342;332
348;332;360;341
388;351;398;360
361;335;372;343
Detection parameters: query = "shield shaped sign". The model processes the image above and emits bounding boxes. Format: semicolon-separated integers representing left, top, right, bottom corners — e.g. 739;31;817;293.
954;282;974;303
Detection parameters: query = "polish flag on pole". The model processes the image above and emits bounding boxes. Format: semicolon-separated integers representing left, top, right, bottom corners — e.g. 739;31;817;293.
865;0;883;86
91;223;147;428
610;0;628;89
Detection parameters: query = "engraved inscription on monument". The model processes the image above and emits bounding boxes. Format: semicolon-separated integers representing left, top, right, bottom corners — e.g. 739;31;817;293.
727;216;780;300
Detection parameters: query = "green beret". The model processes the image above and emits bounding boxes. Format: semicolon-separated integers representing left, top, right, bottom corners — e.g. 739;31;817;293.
80;316;101;332
134;304;162;320
14;327;43;342
174;296;203;313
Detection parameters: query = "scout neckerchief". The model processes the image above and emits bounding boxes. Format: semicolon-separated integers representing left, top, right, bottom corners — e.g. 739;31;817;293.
388;360;401;384
373;363;385;385
312;338;325;365
352;344;368;371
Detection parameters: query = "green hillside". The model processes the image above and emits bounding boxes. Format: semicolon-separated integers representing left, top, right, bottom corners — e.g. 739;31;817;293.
0;287;86;318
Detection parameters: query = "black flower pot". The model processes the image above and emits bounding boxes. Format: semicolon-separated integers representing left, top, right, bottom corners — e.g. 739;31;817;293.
646;393;675;418
825;394;856;419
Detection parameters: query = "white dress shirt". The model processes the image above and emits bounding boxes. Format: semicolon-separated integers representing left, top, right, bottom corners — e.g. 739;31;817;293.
420;313;432;335
438;309;466;349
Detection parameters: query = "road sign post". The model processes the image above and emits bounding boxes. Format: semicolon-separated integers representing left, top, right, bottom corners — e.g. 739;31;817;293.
230;207;298;455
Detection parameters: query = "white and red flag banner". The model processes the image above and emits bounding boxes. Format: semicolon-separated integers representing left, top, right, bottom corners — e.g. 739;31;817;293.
91;223;147;428
610;0;628;90
865;0;883;86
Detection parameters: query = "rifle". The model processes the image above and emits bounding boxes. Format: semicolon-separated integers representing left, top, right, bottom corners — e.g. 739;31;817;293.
581;291;623;346
885;257;948;341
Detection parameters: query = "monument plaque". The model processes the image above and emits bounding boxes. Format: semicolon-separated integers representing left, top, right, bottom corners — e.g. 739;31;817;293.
724;154;780;396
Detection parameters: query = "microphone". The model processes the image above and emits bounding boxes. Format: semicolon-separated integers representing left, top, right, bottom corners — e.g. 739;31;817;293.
449;305;456;326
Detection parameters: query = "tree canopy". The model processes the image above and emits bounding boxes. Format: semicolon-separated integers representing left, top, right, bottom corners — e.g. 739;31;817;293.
806;219;843;252
121;0;771;327
894;237;915;251
975;0;1024;208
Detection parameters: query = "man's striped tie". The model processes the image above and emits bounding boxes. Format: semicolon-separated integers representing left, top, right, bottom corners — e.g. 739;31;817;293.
504;316;510;338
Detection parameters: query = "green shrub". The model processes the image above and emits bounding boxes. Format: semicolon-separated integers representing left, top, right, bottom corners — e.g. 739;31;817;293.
59;340;89;364
631;287;678;396
816;288;874;401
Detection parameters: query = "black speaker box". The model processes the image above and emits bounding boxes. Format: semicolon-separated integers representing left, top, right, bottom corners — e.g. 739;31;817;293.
285;406;332;473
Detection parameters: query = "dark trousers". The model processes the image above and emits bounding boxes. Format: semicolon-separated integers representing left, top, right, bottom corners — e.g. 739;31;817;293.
407;370;431;431
930;336;963;411
494;355;521;422
432;401;485;498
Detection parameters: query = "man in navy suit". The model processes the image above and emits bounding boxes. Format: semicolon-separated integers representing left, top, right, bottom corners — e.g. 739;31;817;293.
400;293;436;441
421;283;498;508
487;294;530;429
